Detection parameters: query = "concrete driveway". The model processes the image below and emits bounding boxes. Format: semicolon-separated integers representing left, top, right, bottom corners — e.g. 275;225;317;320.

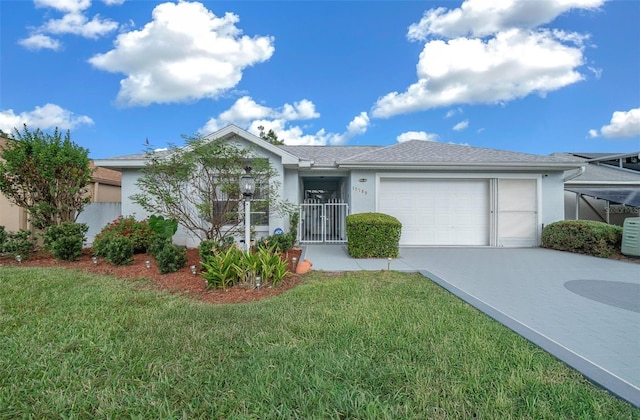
303;245;640;406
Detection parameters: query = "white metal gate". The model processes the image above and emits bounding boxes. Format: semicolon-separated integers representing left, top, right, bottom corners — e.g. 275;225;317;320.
299;199;349;243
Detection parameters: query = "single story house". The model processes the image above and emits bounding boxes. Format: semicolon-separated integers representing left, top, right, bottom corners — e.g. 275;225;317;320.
94;124;584;248
555;152;640;226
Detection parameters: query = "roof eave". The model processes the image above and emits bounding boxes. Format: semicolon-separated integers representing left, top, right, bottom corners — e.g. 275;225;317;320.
93;159;146;170
565;181;640;186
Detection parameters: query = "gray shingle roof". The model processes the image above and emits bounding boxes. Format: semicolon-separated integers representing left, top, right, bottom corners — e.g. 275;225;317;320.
103;150;170;160
338;140;578;165
279;145;380;166
554;153;640;183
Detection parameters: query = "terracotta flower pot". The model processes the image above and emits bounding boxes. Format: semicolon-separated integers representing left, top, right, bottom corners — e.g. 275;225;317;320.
295;259;313;274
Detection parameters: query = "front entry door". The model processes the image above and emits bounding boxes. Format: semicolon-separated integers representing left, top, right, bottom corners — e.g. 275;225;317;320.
299;200;349;243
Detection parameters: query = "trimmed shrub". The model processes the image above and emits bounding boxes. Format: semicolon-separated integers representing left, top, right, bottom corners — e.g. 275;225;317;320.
93;216;152;256
44;222;88;261
542;220;623;258
1;229;35;259
255;232;294;254
154;244;187;274
104;236;134;266
147;235;171;259
346;212;402;258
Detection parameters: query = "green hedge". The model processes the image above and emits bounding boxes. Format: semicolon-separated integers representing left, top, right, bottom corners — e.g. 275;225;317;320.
541;220;622;258
346;212;401;258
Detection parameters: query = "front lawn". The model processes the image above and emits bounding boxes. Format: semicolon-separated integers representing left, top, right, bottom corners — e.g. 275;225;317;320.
0;268;637;418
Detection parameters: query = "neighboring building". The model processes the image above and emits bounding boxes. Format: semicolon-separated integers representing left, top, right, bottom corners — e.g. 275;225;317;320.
556;152;640;226
0;136;122;232
95;125;583;248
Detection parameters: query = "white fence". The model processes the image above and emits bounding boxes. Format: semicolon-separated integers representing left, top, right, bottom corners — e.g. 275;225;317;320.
77;202;121;245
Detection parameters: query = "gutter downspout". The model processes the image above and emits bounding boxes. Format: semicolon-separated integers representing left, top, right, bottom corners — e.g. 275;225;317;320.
563;165;586;182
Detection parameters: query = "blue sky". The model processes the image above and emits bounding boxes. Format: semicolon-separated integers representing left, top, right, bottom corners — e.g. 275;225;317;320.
1;0;639;159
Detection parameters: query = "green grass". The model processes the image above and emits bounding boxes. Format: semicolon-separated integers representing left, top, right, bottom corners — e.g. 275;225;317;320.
0;268;638;418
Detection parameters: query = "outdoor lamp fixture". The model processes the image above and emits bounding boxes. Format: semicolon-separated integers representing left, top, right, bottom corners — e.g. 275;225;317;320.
239;166;255;252
145;260;151;269
190;265;197;275
255;275;261;290
92;256;98;265
15;255;22;264
387;257;392;271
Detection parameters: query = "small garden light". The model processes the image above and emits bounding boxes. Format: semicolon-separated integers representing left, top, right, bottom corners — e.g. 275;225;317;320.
292;257;297;269
92;256;98;265
145;260;151;269
15;255;22;264
387;257;392;271
190;265;197;275
255;275;261;290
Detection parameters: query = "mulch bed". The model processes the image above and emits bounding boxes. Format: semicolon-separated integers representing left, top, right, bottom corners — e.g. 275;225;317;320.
0;247;304;304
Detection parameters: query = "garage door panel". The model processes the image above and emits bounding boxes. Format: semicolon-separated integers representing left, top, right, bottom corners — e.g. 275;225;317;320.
497;179;538;247
379;179;489;246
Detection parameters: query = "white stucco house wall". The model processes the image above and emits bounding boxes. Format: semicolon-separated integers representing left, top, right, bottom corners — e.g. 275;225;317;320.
94;124;584;248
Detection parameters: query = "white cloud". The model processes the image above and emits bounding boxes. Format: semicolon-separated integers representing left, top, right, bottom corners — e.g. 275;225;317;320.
34;0;91;14
43;12;119;39
396;131;439;143
200;97;368;146
204;96;319;132
407;0;604;40
589;108;640;139
0;104;94;133
452;119;469;131
88;2;274;106
23;0;120;51
102;0;125;5
373;0;601;119
18;34;62;51
445;108;462;118
372;28;584;118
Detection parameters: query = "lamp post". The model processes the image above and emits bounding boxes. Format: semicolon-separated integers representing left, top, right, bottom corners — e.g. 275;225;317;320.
239;166;255;252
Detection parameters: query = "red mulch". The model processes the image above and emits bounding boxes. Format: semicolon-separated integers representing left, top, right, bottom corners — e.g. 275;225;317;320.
0;248;304;305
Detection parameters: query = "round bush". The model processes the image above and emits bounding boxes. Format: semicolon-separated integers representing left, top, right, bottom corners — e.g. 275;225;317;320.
104;236;134;266
155;244;187;274
542;220;622;257
346;212;402;258
44;222;88;261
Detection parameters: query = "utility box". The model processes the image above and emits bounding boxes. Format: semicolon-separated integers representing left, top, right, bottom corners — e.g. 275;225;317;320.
621;217;640;257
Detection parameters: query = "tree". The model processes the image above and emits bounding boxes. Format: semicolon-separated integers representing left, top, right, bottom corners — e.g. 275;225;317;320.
257;125;284;145
131;135;280;241
0;125;92;230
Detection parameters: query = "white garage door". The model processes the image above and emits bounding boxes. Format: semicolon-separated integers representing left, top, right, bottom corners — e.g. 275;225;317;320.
378;178;490;246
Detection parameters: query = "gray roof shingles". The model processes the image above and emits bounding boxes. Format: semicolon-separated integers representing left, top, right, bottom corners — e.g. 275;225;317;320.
278;145;380;166
337;140;579;164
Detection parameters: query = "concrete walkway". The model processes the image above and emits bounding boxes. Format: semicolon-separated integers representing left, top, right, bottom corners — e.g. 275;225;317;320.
302;245;640;407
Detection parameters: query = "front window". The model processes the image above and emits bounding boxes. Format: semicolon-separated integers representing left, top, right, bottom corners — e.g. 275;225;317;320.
250;180;269;225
